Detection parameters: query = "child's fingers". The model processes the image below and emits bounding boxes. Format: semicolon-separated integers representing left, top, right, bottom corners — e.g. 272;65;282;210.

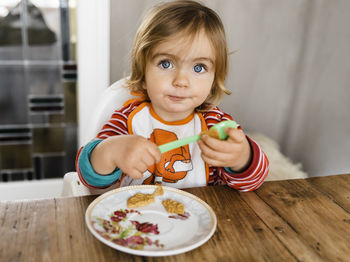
200;134;235;153
198;139;232;162
226;127;245;144
198;139;221;157
147;143;162;163
127;169;144;180
200;153;224;167
200;134;224;150
128;159;152;179
130;150;158;177
140;153;156;169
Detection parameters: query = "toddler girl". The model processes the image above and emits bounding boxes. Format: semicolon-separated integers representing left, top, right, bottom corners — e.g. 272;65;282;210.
76;0;269;191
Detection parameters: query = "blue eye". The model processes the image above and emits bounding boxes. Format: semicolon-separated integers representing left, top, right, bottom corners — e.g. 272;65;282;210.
193;64;205;73
160;60;172;69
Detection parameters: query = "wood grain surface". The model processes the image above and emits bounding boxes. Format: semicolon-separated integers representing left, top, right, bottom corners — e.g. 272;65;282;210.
0;174;349;262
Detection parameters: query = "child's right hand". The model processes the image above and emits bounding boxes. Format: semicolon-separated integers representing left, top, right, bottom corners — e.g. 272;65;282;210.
90;135;161;180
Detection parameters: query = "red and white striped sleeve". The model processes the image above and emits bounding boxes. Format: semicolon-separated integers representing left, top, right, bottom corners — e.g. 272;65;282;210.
218;136;269;191
96;101;141;139
203;107;269;191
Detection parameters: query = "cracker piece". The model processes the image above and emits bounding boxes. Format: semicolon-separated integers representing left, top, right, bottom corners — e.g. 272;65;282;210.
127;193;155;208
153;185;164;196
162;199;185;215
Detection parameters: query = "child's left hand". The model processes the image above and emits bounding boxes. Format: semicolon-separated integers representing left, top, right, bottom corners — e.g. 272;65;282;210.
198;127;251;172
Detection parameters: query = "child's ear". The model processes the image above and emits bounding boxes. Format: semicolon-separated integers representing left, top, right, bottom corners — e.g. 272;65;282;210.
142;81;147;90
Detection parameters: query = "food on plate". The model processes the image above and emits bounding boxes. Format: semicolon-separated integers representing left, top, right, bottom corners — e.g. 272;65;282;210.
126;186;185;214
162;199;185;215
127;186;164;208
153;185;164;196
127;193;155;208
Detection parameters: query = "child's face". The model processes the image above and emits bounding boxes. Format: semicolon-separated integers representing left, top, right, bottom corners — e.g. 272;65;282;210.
142;30;215;121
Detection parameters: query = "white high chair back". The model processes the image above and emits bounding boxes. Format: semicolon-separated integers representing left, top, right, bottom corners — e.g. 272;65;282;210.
82;77;138;145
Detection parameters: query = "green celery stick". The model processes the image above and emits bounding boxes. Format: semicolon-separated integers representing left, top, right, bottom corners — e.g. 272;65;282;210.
158;134;201;153
157;120;238;154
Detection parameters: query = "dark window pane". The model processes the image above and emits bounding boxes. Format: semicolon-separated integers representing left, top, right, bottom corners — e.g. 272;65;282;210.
41;154;64;178
64;124;77;172
33;126;64;153
0;66;28;125
0;0;23;50
30;114;47;124
9;171;25;181
49;113;64;124
0;143;32;169
63;81;77;123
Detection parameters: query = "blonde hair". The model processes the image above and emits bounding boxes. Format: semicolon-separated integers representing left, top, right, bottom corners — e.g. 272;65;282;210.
126;0;231;111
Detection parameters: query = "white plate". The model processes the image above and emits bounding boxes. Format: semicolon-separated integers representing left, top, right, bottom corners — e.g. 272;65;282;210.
85;185;217;257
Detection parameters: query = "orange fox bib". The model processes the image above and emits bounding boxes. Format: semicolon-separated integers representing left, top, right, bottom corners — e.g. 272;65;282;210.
120;102;209;188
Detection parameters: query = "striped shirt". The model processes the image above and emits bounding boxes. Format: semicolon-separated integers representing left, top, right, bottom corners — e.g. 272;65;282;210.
76;101;269;192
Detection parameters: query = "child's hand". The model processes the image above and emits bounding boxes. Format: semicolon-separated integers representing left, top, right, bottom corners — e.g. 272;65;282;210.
90;135;161;179
198;127;251;172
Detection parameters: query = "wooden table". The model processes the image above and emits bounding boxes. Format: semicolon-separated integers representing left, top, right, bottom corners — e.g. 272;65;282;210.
1;174;349;262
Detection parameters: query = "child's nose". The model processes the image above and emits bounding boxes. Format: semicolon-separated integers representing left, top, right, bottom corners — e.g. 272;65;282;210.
172;69;189;88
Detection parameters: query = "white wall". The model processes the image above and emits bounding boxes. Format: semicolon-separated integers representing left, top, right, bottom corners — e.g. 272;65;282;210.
77;0;110;146
108;0;350;177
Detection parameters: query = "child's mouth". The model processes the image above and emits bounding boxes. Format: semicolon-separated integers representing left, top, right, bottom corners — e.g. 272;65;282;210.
167;95;186;102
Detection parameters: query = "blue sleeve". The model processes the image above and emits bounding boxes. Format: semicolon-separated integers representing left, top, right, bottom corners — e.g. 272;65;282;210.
78;139;122;187
224;167;235;174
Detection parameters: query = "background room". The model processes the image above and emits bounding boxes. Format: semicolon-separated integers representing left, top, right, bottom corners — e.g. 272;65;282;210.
0;0;349;200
